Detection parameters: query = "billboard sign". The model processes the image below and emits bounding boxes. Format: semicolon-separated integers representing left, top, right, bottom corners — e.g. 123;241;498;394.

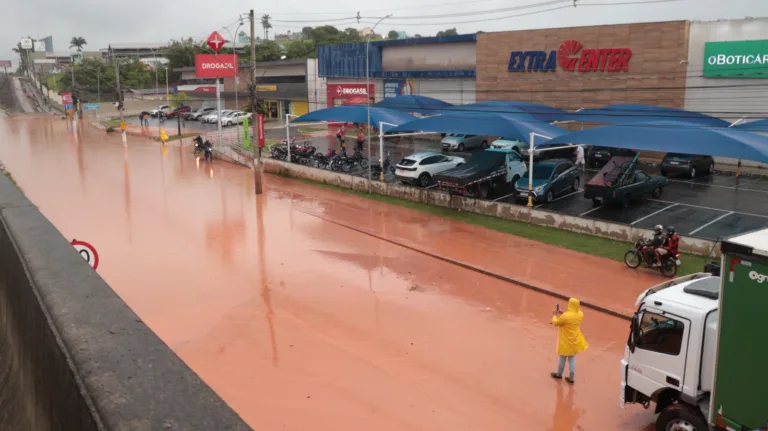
206;31;225;53
257;114;265;148
383;79;414;98
194;54;238;78
83;103;100;110
508;40;632;73
703;39;768;78
34;41;46;52
0;60;11;68
61;91;73;104
20;38;33;50
326;83;374;107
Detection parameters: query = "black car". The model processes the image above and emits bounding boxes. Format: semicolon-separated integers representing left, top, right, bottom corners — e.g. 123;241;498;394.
587;146;637;168
660;153;715;178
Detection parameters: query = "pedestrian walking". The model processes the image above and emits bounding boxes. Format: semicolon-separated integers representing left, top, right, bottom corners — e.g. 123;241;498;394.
550;298;588;384
574;145;585;170
336;123;346;148
356;127;365;152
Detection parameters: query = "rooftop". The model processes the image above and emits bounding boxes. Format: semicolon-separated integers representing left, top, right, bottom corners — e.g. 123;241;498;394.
108;43;167;50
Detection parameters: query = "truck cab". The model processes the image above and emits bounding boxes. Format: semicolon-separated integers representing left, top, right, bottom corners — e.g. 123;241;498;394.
622;228;768;431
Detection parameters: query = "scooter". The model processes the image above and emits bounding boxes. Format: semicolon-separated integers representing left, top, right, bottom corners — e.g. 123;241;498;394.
623;238;680;278
369;151;395;179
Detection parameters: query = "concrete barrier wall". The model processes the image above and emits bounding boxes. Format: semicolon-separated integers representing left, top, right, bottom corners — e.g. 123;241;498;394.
263;158;720;257
0;175;251;431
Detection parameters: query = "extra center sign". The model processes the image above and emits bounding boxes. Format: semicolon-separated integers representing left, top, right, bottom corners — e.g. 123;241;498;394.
508;39;633;73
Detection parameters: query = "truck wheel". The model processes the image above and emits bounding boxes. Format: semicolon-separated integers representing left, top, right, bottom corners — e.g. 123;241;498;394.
655;404;708;431
418;173;432;187
652;186;663;198
592;198;602;207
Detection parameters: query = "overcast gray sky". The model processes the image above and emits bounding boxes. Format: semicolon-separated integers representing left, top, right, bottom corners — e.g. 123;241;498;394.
1;0;765;67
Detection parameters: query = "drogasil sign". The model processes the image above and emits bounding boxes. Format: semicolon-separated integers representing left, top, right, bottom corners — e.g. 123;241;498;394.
195;54;239;78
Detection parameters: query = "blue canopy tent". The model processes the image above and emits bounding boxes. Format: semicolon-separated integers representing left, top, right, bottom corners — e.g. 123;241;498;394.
291;105;417;130
542;120;768;164
561;104;731;128
445;101;569;123
373;95;454;115
733;119;768;132
389;111;568;143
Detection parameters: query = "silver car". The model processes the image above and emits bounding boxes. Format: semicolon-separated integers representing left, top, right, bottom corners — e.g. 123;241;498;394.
440;134;489;152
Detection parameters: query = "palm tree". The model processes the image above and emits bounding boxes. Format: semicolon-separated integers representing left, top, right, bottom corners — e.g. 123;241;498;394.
261;14;272;40
12;42;26;75
69;36;87;51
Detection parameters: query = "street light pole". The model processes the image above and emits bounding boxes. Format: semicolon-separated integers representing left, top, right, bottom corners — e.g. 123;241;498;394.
223;20;245;110
149;48;159;105
366;14;392;191
250;9;262;195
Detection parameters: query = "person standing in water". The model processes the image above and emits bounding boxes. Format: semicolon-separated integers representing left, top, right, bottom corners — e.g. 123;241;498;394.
550;298;588;384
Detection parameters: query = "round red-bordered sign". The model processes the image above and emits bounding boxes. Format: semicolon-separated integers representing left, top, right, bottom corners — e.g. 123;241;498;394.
71;239;99;270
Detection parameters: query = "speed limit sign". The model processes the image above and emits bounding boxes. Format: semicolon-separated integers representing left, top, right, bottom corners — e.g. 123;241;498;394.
71;239;99;270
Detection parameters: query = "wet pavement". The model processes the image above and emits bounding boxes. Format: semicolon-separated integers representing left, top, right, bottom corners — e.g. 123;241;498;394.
0;115;662;430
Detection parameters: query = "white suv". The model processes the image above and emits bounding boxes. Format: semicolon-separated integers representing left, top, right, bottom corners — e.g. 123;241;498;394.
394;152;465;187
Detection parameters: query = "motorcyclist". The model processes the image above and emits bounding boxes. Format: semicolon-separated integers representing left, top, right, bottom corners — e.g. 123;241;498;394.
645;225;665;267
657;226;680;265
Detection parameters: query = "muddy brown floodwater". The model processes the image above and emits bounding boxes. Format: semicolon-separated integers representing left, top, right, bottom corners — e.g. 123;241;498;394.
0;116;659;430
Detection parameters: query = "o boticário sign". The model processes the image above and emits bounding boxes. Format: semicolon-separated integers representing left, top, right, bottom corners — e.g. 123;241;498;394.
703;39;768;78
508;40;632;73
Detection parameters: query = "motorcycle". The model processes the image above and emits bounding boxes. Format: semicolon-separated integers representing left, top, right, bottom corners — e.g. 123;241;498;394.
369;151;396;179
270;144;288;160
203;141;213;162
193;136;206;154
337;148;369;172
624;238;680;278
313;149;336;169
291;144;316;165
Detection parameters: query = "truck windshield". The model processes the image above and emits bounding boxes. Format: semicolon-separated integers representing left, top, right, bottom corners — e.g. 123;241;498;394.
532;166;554;180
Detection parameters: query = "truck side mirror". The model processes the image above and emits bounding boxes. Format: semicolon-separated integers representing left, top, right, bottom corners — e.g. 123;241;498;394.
629;313;642;353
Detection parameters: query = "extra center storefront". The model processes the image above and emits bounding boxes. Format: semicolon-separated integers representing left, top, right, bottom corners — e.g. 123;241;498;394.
475;21;691;111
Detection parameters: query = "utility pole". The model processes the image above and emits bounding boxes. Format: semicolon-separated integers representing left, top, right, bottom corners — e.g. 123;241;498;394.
251;9;262;194
114;52;125;143
71;54;77;118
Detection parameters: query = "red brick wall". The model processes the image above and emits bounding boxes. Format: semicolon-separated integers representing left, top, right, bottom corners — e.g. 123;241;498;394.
476;21;690;110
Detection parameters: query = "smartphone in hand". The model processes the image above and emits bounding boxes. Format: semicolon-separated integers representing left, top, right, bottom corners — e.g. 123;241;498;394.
555;304;561;313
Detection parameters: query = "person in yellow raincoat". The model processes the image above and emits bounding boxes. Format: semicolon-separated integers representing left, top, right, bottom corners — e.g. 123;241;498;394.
160;128;169;145
551;298;588;384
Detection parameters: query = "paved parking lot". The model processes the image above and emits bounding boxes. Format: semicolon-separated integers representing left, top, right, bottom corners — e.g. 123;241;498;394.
286;135;768;242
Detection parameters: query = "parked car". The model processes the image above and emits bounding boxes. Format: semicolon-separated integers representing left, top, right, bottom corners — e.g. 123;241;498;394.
587;146;637;168
150;105;170;117
166;105;191;118
221;111;252;126
440;134;489;152
394;152;465;187
436;148;527;198
584;155;667;207
514;159;580;204
188;107;215;121
203;110;233;123
520;142;575;161
660;153;715;178
491;137;525;153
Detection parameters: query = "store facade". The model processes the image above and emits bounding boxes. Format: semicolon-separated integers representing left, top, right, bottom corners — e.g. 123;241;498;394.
684;17;768;167
317;35;477;108
475;21;691;111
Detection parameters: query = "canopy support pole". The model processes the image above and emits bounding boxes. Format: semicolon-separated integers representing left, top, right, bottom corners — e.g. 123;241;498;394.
526;132;558;208
729;117;745;185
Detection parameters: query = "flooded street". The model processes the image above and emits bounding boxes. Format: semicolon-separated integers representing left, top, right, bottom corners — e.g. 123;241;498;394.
0;116;657;430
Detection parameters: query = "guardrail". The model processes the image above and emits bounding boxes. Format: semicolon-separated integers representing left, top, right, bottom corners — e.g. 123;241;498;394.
0;174;251;431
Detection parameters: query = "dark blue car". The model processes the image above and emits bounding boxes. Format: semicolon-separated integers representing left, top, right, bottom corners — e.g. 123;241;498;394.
514;159;581;203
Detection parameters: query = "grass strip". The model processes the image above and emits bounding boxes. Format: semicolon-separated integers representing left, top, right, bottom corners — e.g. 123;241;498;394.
269;170;713;276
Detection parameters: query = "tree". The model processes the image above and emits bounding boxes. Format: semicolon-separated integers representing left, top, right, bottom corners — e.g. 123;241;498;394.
387;30;399;40
261;14;272;40
170;92;191;108
286;40;316;59
164;38;204;81
436;28;459;37
69;36;87;51
414;34;422;38
301;27;313;39
256;41;282;62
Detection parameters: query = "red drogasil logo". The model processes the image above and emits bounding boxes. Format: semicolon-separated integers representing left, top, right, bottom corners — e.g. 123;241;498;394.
557;39;632;73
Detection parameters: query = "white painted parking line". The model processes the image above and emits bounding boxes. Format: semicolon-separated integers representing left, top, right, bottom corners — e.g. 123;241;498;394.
580;206;603;217
689;211;734;235
536;189;584;207
630;203;679;226
647;198;768;220
662;176;768;194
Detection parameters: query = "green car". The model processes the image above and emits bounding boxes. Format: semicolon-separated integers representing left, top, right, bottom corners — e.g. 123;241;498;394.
584;155;667;207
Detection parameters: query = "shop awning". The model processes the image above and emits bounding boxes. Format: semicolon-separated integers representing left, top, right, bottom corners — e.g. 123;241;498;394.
374;95;453;114
342;97;368;106
446;101;569;123
733;119;768;132
291;106;417;130
560;104;731;128
543;121;768;164
389;111;568;143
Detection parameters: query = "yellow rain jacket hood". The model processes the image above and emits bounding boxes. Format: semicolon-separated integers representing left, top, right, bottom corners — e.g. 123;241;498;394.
552;298;589;356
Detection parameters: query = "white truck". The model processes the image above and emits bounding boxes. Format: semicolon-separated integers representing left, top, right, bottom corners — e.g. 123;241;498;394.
620;228;768;431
